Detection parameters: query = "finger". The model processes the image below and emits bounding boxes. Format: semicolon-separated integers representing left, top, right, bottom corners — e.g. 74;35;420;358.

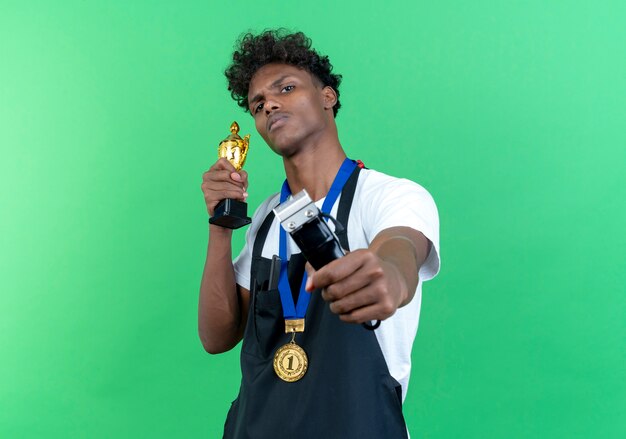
202;172;246;197
204;191;247;215
239;169;249;191
200;182;247;199
206;201;218;215
229;172;249;198
338;301;396;324
209;158;237;172
320;270;373;302
309;251;368;290
304;262;316;292
204;169;240;184
204;192;247;216
204;188;247;202
327;286;379;315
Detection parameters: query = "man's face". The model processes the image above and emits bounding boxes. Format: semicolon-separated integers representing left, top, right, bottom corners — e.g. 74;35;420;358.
247;63;333;156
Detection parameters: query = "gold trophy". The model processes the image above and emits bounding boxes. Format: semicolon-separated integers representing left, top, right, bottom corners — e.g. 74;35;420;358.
209;121;252;229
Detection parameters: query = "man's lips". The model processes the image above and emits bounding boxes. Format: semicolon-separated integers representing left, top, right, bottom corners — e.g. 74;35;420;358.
267;114;288;132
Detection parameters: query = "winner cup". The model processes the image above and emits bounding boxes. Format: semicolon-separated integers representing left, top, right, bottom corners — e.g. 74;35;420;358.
209;121;252;229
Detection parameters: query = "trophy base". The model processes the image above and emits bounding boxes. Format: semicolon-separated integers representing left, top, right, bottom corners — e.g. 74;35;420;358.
209;199;252;229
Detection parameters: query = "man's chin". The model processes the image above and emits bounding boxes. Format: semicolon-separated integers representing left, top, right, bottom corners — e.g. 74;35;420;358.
266;139;300;158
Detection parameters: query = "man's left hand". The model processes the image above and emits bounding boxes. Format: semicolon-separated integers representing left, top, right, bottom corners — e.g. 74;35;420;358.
304;227;429;324
304;251;407;324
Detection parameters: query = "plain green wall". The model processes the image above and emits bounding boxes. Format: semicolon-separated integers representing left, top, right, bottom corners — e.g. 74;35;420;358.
1;0;624;437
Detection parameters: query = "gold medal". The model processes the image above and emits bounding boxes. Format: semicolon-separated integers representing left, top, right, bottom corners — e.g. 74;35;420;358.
274;320;308;382
273;339;308;382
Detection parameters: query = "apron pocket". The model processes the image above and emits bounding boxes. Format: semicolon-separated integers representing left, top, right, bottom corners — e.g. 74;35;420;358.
253;288;284;358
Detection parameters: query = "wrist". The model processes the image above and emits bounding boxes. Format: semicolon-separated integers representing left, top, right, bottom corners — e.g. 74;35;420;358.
380;259;410;308
209;224;234;239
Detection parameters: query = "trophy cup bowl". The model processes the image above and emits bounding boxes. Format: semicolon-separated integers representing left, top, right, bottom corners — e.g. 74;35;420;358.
209;121;252;229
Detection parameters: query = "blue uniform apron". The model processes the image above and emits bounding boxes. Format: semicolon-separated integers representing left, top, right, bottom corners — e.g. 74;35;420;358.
223;166;408;438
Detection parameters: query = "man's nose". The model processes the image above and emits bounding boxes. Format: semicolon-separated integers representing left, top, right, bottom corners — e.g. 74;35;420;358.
264;99;280;115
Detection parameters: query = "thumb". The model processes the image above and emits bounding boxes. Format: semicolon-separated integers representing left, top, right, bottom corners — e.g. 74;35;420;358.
304;262;316;292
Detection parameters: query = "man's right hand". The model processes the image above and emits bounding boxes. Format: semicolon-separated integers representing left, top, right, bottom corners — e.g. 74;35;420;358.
198;159;251;354
201;158;249;217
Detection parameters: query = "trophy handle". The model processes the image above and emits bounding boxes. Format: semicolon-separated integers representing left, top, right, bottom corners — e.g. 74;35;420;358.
240;134;250;165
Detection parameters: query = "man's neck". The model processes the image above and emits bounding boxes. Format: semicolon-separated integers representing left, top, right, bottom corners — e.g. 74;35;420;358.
282;143;347;201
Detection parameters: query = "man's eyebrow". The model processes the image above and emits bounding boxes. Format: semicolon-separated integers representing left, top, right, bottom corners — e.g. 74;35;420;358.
248;75;295;108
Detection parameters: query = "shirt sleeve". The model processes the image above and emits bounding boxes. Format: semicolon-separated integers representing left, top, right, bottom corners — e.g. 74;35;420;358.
360;173;441;282
232;193;279;290
232;229;253;291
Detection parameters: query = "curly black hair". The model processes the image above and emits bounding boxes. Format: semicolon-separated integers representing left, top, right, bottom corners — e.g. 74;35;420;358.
225;29;342;117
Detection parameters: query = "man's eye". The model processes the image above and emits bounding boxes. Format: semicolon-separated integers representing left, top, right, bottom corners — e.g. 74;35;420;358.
281;85;294;93
254;102;264;113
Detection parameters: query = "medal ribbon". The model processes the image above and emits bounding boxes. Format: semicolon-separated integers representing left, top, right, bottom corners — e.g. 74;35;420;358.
278;158;357;321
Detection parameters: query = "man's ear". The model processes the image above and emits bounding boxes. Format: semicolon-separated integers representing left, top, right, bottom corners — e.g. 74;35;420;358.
322;86;338;110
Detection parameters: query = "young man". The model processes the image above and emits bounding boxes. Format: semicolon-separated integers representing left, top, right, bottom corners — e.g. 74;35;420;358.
199;30;440;438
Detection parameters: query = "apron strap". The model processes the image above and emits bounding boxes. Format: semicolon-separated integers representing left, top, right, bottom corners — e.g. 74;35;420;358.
335;165;362;252
253;163;361;260
252;208;276;260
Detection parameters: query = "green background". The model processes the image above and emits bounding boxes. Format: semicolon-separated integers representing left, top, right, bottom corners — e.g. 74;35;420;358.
1;0;624;437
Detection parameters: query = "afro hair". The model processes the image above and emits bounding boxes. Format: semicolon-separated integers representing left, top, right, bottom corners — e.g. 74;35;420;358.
225;29;343;117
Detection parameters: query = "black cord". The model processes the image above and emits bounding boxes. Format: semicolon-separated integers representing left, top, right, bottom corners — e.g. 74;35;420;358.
362;320;381;330
320;212;344;234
